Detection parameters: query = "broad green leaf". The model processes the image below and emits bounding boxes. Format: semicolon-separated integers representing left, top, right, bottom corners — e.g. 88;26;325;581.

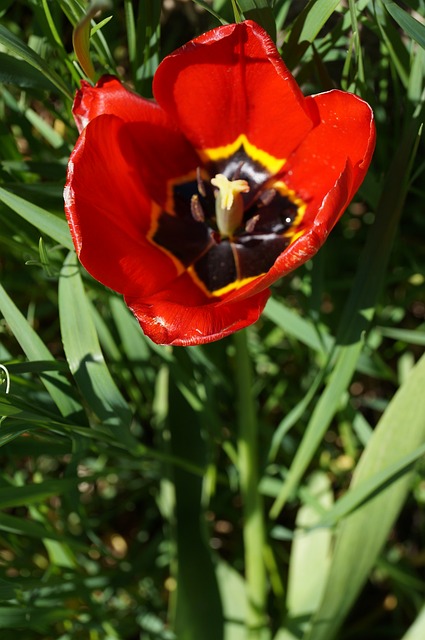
0;24;72;98
0;187;74;250
58;253;133;436
0;513;87;550
401;606;425;640
275;473;333;640
168;373;224;640
216;561;247;640
0;284;81;419
306;352;425;640
382;0;425;50
297;0;341;43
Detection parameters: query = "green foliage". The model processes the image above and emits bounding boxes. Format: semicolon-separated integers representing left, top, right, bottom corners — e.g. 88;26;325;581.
0;1;424;639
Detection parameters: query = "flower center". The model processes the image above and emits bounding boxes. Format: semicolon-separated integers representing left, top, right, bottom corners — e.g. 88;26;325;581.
210;173;250;238
147;139;307;296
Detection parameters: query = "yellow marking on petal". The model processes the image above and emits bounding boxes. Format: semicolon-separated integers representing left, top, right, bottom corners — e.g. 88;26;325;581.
198;134;285;175
187;265;260;298
273;180;307;240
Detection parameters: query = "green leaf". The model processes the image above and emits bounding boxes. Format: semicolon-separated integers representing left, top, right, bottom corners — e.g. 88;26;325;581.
58;253;133;435
306;352;425;640
381;0;425;50
264;298;333;354
275;473;333;640
0;52;56;89
0;478;80;509
0;187;74;250
0;284;81;419
216;561;247;640
296;0;341;43
236;0;276;40
168;372;224;640
401;606;425;640
0;605;73;629
0;24;72;98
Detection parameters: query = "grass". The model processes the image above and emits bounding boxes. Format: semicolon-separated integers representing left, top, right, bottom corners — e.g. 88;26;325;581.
0;1;425;639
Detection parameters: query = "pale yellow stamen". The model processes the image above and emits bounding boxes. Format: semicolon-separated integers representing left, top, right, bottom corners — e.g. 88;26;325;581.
210;173;250;237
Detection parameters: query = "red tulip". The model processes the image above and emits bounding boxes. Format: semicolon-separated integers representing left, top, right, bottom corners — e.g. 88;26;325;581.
64;20;375;346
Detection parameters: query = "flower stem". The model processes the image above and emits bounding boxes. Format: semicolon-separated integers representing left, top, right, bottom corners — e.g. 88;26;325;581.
234;330;270;640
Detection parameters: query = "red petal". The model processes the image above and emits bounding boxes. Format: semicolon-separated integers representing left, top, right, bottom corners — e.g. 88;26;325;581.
153;20;314;159
283;90;376;231
73;75;153;133
120;120;200;209
64;114;179;297
125;273;271;346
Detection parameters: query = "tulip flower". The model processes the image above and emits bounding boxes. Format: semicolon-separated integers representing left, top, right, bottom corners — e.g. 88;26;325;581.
64;20;375;346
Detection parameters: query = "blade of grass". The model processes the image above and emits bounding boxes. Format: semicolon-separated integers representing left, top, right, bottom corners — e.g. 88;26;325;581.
263;298;333;355
0;187;73;250
234;330;270;640
381;0;425;50
58;253;134;440
0;24;72;99
0;284;81;419
236;0;276;40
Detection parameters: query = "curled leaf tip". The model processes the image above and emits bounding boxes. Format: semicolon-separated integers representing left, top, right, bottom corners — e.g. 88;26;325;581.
72;0;112;81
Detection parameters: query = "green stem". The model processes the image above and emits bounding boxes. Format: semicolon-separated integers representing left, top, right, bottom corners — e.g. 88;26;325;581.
234;330;270;640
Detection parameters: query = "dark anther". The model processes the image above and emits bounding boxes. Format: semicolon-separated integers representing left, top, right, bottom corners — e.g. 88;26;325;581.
245;214;260;233
232;161;245;180
196;167;206;197
259;189;276;207
191;194;205;222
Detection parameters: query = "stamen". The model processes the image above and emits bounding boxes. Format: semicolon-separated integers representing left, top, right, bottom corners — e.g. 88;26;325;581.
191;194;205;222
211;173;250;237
196;167;206;197
245;214;260;234
259;189;276;207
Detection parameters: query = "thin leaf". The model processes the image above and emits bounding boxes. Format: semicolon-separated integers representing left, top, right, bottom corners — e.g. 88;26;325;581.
0;24;72;98
236;0;276;40
382;0;425;50
0;187;74;250
0;284;81;419
58;253;134;437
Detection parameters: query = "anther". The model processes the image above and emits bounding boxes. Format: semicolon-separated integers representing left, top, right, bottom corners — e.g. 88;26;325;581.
191;194;205;222
245;214;260;234
196;167;206;198
259;189;276;207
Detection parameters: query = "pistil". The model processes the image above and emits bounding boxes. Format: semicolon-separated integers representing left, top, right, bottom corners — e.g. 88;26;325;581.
211;173;250;237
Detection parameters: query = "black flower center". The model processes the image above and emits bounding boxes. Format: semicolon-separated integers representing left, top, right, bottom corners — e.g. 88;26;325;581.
148;138;305;296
